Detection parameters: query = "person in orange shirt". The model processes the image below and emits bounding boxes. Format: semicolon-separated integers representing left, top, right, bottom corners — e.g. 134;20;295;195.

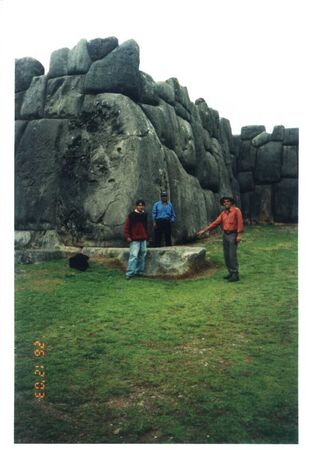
197;196;244;282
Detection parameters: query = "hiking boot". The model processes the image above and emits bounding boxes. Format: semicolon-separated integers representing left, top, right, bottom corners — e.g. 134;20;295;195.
223;273;232;280
228;273;239;282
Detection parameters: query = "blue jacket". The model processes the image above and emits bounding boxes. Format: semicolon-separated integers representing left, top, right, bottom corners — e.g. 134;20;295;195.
152;201;176;222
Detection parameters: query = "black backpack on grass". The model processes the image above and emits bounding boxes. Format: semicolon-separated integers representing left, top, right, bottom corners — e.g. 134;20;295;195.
68;253;89;271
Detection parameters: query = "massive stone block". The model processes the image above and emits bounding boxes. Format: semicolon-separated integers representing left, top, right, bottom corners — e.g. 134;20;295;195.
282;146;298;178
156;81;175;105
20;75;47;119
84;40;142;101
15;57;45;92
252;131;271;148
44;76;85;118
56;93;163;245
254;141;282;183
197;151;220;192
283;128;299;145
237;140;257;172
48;48;69;78
82;246;207;277
237;171;254;193
67;39;92;75
241;125;266;140
240;191;255;224
273;178;298;222
87;37;118;61
252;185;274;224
166;78;191;112
141;100;178;150
139;72;160;106
174;116;197;173
15;119;65;229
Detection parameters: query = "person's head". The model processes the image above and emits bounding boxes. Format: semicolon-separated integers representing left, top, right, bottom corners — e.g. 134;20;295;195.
135;199;145;212
220;196;235;210
160;191;168;203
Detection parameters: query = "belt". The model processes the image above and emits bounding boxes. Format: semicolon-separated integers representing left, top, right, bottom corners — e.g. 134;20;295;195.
224;230;237;234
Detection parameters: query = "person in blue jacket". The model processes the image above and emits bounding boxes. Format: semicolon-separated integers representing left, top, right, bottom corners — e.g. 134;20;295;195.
152;191;176;246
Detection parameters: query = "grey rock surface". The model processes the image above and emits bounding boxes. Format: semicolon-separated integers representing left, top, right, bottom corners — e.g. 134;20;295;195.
84;40;142;101
83;246;208;277
15;57;45;92
87;37;118;61
48;48;69;78
254;141;282;183
273;178;298;222
67;39;92;75
14;35;299;248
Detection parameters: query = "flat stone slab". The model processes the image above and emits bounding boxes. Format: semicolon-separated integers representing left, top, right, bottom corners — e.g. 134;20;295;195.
83;246;207;277
15;247;80;264
15;245;208;277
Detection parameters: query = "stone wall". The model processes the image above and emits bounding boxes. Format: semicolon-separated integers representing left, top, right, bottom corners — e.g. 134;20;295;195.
233;126;298;224
15;37;298;247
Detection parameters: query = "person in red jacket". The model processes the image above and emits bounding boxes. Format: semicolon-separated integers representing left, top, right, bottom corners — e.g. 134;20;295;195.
124;200;148;279
197;196;244;282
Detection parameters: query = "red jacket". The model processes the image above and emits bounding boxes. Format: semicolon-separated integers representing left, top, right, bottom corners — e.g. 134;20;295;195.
124;211;148;241
208;207;244;235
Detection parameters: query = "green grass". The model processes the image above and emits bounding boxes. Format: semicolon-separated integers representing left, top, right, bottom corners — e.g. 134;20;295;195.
14;224;298;443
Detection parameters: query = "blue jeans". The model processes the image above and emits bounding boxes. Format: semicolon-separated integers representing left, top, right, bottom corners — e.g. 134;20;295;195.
126;240;147;277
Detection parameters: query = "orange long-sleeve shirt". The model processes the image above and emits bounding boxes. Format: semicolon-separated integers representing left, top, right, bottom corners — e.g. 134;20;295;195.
208;206;244;235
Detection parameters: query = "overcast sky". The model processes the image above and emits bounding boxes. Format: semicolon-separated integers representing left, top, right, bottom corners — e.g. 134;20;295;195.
3;0;309;134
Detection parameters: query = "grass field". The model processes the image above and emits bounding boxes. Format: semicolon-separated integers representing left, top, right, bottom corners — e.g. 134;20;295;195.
14;224;298;443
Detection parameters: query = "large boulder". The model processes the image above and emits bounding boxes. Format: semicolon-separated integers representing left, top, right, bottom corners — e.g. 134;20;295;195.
251;131;271;147
197;151;220;192
15;57;45;92
174;116;197;173
44;76;85;117
67;39;92;75
273;178;298;222
283;128;299;145
240;125;266;140
237;171;254;193
84;40;142;101
87;37;118;61
139;72;160;106
48;48;69;78
15;119;65;230
156;81;175;105
20;75;47;119
56;93;164;246
141;100;178;150
237;140;257;172
240;191;255;224
82;246;207;277
281;146;298;178
252;185;274;224
254;141;282;183
164;149;209;242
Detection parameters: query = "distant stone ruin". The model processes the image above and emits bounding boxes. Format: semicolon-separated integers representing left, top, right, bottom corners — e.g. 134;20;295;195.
15;37;298;248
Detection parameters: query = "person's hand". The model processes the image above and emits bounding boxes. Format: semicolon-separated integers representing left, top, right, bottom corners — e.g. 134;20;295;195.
153;221;157;229
127;237;132;242
196;229;206;237
236;235;242;244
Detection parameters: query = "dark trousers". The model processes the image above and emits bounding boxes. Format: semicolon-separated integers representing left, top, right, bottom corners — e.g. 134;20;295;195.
154;219;172;247
223;232;239;273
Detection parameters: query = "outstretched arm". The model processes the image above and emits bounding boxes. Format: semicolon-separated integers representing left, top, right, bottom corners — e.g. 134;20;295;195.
196;212;223;236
